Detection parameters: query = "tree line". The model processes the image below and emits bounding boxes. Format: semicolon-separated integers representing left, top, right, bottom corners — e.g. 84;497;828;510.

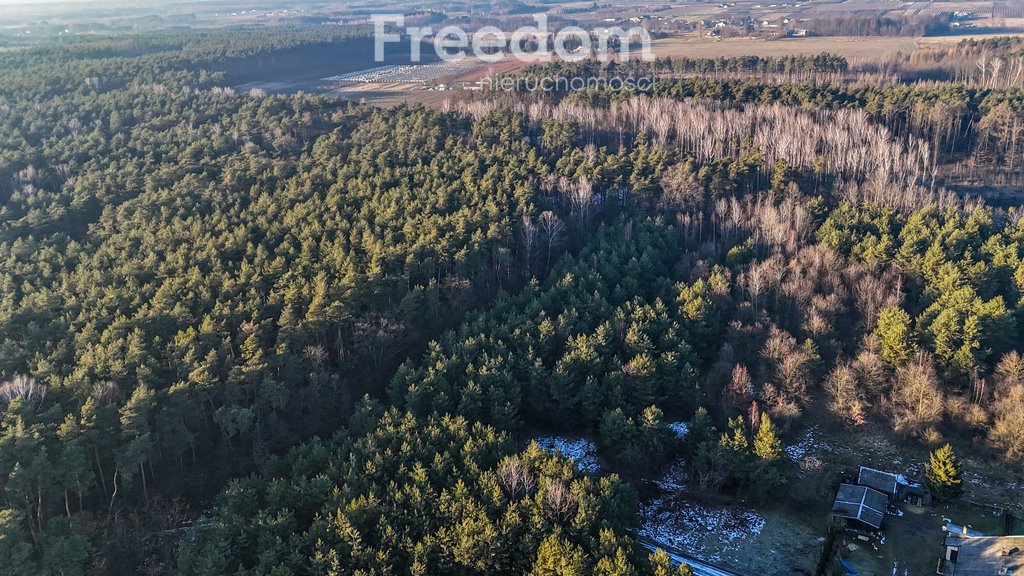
803;14;950;37
506;65;1024;184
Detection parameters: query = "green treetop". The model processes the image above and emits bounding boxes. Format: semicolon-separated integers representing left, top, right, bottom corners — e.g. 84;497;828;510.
875;307;917;366
753;413;783;461
925;443;964;501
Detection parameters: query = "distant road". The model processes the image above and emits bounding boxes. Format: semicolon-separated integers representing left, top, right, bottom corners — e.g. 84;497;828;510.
638;538;744;576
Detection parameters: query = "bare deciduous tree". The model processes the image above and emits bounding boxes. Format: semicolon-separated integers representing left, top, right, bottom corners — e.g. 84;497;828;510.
0;374;47;410
994;350;1024;397
91;380;123;405
520;215;537;275
542;481;578;524
537;211;566;272
990;384;1024;460
760;327;813;412
725;364;753;411
559;176;596;228
824;363;867;426
888;352;944;437
852;344;890;398
497;456;536;501
659;163;704;212
353;313;406;369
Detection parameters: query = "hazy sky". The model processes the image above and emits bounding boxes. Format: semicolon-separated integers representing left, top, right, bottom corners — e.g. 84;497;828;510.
0;0;101;4
0;0;120;6
0;0;178;6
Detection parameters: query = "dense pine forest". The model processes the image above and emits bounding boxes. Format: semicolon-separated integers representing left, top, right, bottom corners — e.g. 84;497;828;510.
1;26;1023;576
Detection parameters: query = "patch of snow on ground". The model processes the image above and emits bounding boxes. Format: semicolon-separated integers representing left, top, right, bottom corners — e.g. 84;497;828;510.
640;497;766;564
639;459;766;564
533;436;601;473
785;426;830;462
667;421;689;439
653;459;690;491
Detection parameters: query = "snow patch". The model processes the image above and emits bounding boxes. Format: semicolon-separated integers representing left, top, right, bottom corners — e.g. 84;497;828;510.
653;459;690;492
532;435;601;473
667;421;689;439
640;458;766;564
640;497;766;564
784;426;830;462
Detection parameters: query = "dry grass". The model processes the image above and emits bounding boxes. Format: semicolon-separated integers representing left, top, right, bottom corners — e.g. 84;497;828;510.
650;31;1024;63
651;35;919;60
914;30;1024;46
325;83;462;108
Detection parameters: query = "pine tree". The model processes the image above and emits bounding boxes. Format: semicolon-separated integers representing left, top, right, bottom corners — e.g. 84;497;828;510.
684;407;713;459
649;549;694;576
117;384;157;508
0;509;36;576
875;307;917;366
753;413;783;461
770;158;791;192
719;417;748;453
529;534;586;576
925;443;964;502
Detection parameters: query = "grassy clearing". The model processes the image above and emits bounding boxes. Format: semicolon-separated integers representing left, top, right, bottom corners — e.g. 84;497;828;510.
639;456;831;575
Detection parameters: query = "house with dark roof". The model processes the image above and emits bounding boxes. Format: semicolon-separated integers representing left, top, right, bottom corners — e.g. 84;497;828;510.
830;483;888;530
858;466;932;506
857;467;898;496
939;531;1024;576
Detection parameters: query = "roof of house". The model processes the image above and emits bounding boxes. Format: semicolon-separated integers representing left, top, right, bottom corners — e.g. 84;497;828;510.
832;483;888;529
858;466;899;497
945;534;1024;576
944;522;990;538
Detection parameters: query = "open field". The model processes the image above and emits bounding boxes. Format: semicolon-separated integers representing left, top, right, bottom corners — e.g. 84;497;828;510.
323;60;482;84
319;57;527;107
565;0;989;24
323;84;460;108
652;35;918;60
914;30;1024;46
652;35;908;60
651;30;1024;62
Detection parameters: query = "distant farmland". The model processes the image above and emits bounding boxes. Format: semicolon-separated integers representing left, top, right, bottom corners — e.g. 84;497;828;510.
228;37;439;94
651;32;1024;62
651;35;917;60
995;0;1024;19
